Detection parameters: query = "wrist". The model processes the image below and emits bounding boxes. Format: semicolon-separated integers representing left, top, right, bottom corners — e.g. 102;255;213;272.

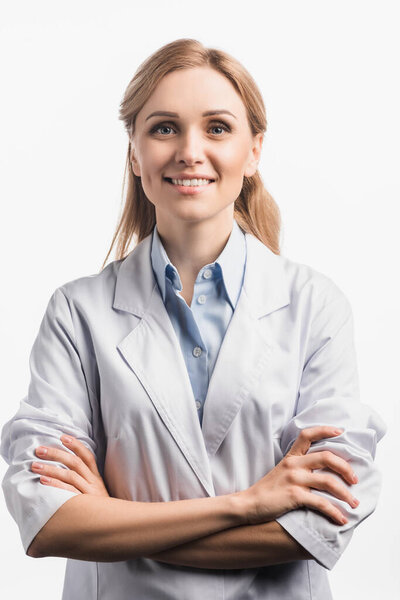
228;491;252;527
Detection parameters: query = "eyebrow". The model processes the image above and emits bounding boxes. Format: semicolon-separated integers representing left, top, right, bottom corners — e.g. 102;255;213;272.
145;110;237;122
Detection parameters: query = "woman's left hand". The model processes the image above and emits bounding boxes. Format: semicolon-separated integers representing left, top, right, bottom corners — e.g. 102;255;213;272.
31;434;110;497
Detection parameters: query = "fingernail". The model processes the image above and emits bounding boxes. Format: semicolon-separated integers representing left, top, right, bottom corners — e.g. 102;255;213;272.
32;462;43;470
36;446;48;455
40;475;50;483
333;429;343;435
341;516;348;524
61;435;73;444
352;497;359;507
352;473;358;483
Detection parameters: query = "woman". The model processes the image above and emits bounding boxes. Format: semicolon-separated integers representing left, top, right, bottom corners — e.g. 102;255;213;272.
1;38;386;599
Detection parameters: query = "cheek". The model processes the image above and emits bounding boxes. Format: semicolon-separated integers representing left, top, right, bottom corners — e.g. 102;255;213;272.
218;144;249;177
137;142;165;177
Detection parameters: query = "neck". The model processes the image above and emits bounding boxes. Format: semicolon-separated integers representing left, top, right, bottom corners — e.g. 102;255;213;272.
155;212;235;281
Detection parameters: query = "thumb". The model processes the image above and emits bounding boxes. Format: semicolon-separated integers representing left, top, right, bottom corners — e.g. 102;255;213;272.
287;425;343;456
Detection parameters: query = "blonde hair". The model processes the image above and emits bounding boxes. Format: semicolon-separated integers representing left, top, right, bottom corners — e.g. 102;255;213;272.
101;38;281;270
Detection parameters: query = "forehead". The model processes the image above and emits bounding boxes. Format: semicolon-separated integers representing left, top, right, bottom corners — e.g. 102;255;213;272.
136;67;247;124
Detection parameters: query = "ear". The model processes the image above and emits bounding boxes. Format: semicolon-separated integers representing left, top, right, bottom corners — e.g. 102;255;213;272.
129;141;141;177
243;133;264;178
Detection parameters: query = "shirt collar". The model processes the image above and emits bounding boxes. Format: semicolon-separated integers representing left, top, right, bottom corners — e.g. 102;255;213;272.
150;220;246;309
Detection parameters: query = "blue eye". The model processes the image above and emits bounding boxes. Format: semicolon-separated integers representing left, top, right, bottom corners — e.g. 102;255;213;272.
210;125;228;135
153;125;174;135
150;121;231;136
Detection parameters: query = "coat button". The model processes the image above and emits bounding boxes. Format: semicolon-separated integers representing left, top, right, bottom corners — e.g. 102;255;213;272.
197;294;206;304
203;269;212;279
193;346;202;357
195;400;202;410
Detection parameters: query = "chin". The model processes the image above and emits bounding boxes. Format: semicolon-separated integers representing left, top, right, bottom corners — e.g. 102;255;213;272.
168;208;220;225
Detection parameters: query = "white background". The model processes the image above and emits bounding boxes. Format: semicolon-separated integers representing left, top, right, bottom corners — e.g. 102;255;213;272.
1;1;399;598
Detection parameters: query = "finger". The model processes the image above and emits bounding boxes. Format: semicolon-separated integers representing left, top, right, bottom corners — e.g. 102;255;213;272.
303;472;359;508
296;488;348;525
38;473;82;494
60;435;100;477
31;462;91;494
303;450;358;486
35;445;95;483
288;426;344;456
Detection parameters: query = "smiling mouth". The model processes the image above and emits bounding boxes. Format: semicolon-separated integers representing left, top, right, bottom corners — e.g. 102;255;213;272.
163;177;215;187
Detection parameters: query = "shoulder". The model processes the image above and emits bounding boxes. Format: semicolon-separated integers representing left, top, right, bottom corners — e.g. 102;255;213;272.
277;252;353;332
246;232;349;308
52;257;125;310
282;253;349;302
243;229;352;330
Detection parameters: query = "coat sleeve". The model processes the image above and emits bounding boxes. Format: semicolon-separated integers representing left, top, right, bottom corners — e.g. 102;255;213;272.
275;281;387;570
0;287;98;555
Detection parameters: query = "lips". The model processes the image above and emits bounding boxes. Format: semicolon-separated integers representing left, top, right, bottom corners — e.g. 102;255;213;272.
163;177;215;194
163;177;215;183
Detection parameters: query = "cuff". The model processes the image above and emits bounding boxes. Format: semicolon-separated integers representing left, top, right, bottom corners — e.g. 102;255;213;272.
276;509;344;570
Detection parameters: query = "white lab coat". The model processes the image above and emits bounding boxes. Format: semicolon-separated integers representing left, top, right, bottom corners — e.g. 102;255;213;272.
1;228;386;599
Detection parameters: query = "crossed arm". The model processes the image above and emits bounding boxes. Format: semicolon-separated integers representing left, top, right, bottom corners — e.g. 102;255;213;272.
27;434;313;566
28;493;311;567
144;520;312;569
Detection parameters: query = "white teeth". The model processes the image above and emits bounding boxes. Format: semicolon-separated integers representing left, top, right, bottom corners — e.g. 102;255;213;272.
170;178;213;186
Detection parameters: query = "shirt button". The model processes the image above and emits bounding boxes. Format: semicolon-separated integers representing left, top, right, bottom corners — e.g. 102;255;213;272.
195;400;202;410
192;346;202;357
203;269;212;279
197;294;206;304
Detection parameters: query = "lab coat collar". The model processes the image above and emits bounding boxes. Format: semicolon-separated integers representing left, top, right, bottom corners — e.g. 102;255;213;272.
113;230;290;496
150;219;246;310
114;228;289;320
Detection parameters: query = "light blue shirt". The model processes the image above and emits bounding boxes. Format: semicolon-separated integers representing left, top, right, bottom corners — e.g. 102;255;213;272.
150;219;247;426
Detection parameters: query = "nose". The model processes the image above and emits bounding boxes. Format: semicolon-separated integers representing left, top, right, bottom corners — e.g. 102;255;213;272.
174;128;205;165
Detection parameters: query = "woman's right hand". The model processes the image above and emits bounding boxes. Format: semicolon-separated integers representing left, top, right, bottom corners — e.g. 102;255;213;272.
240;426;359;526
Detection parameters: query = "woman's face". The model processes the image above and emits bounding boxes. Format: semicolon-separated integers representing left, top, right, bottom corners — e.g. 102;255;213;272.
130;66;263;229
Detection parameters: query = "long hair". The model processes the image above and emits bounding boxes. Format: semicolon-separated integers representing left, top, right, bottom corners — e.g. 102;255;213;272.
101;38;281;270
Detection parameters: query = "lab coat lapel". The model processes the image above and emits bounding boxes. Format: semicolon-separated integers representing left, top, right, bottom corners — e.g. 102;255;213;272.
113;233;215;496
112;229;291;494
201;232;291;456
